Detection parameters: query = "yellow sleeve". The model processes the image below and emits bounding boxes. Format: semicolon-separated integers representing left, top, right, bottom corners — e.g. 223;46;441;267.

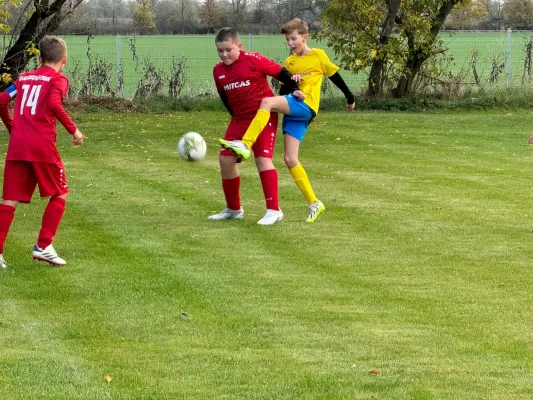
283;56;292;71
317;49;339;77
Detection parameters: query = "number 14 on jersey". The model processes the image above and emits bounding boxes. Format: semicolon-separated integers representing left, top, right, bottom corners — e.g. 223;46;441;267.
20;84;42;115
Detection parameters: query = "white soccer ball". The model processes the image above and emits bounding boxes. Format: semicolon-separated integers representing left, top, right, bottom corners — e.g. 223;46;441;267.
177;132;206;161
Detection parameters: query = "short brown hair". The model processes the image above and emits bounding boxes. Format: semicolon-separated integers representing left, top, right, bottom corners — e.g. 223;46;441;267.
281;18;308;35
215;27;240;44
39;36;67;63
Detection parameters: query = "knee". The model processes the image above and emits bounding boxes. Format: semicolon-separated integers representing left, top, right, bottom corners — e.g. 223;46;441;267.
219;155;234;168
51;194;67;205
284;154;298;169
259;97;272;110
256;157;274;172
219;155;238;177
1;200;18;208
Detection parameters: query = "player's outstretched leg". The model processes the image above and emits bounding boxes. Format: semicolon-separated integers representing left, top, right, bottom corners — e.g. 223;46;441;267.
0;254;6;269
32;244;66;267
218;139;251;160
306;200;325;223
257;209;284;225
208;207;244;221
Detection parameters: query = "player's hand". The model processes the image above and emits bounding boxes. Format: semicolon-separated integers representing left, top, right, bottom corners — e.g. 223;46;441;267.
291;74;302;83
528;133;533;144
346;102;355;111
72;129;84;146
293;90;305;100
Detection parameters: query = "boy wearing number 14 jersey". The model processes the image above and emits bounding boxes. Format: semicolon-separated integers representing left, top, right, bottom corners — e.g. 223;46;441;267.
0;35;84;269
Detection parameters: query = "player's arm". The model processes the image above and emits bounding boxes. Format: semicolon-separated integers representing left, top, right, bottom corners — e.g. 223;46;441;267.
49;77;83;145
318;48;355;110
0;84;16;133
49;79;77;135
254;54;302;98
328;72;355;110
218;90;233;115
276;67;299;94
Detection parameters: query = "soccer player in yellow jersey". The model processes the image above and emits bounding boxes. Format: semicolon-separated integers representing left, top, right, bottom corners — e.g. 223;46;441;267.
219;18;355;223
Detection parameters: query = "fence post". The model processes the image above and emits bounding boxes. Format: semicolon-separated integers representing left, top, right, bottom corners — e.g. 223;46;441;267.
248;33;252;51
506;28;512;88
116;35;122;97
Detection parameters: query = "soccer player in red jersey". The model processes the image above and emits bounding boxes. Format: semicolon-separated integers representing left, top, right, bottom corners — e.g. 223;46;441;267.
220;19;355;223
0;36;84;269
208;27;304;225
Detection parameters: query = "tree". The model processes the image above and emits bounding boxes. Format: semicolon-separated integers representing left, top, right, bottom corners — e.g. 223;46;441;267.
485;0;504;29
502;0;533;29
109;0;127;26
318;0;469;98
171;0;197;33
198;0;222;33
57;1;98;34
251;0;273;26
446;0;488;29
230;0;247;29
270;0;317;26
0;0;84;87
0;0;21;35
133;0;156;34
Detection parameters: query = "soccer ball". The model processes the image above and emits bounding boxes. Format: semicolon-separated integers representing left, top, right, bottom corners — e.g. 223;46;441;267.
177;132;206;161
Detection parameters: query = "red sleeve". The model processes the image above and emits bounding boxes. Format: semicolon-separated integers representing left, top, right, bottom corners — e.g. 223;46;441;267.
213;65;223;93
49;76;77;134
0;91;13;133
251;53;283;78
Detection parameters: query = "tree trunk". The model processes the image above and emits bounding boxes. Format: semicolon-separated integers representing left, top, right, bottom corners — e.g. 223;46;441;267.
393;51;426;98
368;0;401;97
0;0;83;88
393;0;461;98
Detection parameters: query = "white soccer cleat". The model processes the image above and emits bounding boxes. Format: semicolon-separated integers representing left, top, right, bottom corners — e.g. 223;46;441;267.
207;207;244;221
257;209;284;225
32;244;66;267
0;254;6;269
306;200;325;223
218;139;251;160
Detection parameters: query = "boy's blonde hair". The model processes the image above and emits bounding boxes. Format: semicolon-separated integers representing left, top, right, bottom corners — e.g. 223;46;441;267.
39;36;67;63
281;18;308;35
215;27;240;44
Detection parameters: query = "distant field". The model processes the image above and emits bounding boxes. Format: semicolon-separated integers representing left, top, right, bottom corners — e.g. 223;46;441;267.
55;32;533;98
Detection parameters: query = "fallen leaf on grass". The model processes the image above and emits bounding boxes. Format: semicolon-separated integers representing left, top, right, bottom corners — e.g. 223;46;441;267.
104;375;112;383
368;370;381;375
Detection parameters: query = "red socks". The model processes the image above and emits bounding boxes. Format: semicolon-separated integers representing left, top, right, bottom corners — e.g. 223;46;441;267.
222;172;279;211
222;176;241;210
37;196;66;249
0;204;15;254
259;169;280;211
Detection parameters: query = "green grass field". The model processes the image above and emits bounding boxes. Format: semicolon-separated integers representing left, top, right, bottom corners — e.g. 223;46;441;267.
1;110;533;398
53;32;533;98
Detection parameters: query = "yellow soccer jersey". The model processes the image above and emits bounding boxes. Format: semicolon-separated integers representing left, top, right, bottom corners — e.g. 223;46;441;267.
284;48;339;114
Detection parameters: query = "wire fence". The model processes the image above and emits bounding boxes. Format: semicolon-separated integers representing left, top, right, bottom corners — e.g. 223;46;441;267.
43;30;533;99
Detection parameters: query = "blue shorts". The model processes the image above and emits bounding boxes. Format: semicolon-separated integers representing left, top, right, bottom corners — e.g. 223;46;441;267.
282;94;314;142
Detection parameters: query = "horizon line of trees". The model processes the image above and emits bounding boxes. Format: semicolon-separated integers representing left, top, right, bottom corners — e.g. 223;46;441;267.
48;0;533;37
56;0;324;36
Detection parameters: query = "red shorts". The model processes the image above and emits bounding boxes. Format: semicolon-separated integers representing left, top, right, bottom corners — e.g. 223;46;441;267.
221;113;278;159
3;160;68;203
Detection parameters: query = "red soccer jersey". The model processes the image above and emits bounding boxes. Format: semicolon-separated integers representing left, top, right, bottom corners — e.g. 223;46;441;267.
213;51;282;120
0;65;77;163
